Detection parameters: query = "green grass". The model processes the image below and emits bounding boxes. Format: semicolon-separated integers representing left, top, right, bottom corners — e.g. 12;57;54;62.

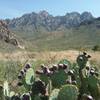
0;60;21;82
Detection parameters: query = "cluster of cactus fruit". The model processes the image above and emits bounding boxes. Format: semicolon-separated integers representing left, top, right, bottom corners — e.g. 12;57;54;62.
0;52;100;100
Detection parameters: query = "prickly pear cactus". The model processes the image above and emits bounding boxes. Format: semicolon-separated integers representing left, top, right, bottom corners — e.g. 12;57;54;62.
0;85;4;100
87;75;100;100
31;80;46;95
77;52;89;70
33;95;41;100
47;80;52;95
3;81;10;100
21;93;31;100
50;70;68;88
3;81;9;97
77;53;93;99
78;77;89;99
25;68;35;85
49;89;60;100
57;85;79;100
59;59;71;68
39;74;49;85
9;91;15;98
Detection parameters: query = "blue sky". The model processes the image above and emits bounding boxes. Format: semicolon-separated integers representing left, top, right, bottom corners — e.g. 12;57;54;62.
0;0;100;19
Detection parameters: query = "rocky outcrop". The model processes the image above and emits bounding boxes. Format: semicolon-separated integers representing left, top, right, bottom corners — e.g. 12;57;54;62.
0;20;19;46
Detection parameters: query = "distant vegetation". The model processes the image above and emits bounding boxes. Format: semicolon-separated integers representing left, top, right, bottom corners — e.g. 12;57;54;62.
92;45;100;52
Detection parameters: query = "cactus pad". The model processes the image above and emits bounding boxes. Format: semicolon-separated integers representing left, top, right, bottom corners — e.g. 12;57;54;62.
87;76;100;100
3;81;9;97
25;68;35;85
57;85;79;100
49;89;60;100
59;59;71;67
50;70;68;88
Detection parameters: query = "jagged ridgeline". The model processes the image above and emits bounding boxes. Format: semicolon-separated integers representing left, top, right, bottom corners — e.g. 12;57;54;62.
7;11;94;31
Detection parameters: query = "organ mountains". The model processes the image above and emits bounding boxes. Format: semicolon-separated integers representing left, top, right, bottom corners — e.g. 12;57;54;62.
1;11;100;51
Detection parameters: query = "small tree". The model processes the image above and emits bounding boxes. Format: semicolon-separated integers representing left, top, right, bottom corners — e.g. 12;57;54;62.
92;45;99;52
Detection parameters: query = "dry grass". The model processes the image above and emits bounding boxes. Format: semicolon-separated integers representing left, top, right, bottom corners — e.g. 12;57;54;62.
0;50;99;65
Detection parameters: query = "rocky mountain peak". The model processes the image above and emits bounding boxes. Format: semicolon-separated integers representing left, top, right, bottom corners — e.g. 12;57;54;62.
81;12;93;22
65;12;80;17
39;10;49;17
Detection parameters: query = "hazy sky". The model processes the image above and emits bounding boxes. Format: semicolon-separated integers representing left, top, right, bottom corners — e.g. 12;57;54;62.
0;0;100;19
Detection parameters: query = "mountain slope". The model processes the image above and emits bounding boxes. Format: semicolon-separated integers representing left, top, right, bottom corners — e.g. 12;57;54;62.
0;20;25;52
3;11;100;51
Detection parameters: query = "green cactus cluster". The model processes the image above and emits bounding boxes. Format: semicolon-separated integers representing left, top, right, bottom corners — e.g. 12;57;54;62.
17;63;35;90
1;52;100;100
36;60;70;88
